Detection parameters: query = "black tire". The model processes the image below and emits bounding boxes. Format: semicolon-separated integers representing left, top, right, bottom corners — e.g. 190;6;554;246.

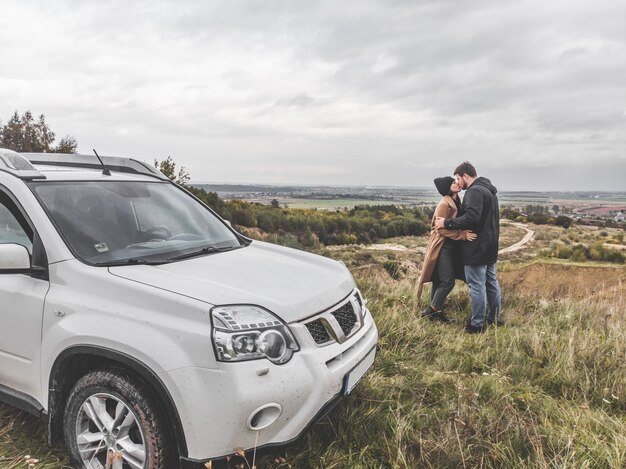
63;368;174;469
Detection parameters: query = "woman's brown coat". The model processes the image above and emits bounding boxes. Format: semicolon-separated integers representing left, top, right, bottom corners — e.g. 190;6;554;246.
416;195;472;300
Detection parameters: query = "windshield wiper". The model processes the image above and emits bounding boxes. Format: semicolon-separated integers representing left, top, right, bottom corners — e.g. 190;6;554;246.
95;258;163;267
166;245;240;262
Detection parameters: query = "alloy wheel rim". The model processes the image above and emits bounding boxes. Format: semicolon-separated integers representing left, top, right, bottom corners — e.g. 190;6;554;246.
75;392;147;469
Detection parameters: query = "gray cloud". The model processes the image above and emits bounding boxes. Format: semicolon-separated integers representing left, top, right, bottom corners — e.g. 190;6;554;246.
274;93;322;108
0;0;624;190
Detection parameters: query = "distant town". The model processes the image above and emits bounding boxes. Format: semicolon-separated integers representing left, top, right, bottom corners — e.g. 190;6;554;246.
192;183;626;224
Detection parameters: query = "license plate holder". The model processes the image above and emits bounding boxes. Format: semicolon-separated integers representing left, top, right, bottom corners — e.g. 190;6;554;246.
342;346;376;396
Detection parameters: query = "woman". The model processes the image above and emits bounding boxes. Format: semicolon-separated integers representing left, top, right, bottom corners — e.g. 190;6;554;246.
417;176;476;323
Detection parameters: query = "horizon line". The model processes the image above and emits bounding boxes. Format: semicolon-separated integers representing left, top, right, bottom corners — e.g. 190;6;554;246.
189;181;626;194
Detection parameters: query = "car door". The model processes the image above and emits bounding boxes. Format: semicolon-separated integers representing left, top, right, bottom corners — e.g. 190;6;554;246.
0;188;49;404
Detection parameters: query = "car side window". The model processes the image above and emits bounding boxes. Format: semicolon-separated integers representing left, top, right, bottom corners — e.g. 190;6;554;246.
0;192;33;254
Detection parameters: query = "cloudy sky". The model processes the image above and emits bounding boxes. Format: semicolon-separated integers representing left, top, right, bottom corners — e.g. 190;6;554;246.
1;0;625;190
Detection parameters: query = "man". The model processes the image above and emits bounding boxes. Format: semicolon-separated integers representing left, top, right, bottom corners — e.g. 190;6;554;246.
435;161;502;333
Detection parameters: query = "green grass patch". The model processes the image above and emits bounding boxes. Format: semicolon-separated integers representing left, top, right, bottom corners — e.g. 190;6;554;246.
257;273;626;468
1;261;624;468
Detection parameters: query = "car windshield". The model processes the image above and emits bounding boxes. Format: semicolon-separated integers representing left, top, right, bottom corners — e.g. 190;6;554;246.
30;180;243;265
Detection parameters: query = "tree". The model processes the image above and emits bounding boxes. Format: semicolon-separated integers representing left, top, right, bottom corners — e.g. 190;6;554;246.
270;198;280;208
530;213;548;225
0;110;77;153
0;112;24;150
37;114;55;151
154;156;190;186
21;111;42;151
554;215;572;228
53;135;78;154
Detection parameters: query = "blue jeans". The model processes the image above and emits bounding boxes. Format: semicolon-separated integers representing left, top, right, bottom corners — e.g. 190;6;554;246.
464;263;501;327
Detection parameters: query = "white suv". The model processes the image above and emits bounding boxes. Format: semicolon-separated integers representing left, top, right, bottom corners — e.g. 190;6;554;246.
0;149;378;468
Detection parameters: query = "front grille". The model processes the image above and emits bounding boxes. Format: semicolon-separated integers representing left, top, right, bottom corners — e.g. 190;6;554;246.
302;292;363;346
331;302;357;336
305;319;331;344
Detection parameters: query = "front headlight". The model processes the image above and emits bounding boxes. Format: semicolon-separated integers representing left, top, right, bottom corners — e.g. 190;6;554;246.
211;305;299;364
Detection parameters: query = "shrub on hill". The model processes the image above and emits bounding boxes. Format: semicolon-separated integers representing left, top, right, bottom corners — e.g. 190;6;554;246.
554;215;573;228
540;242;625;263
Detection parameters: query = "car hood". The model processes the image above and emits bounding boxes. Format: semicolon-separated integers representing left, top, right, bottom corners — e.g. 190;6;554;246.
108;241;355;323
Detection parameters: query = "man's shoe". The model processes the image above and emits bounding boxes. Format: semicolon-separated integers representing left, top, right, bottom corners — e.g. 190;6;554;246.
465;322;485;334
487;318;506;327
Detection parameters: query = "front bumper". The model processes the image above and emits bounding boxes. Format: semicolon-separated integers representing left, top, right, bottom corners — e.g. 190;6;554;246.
163;308;378;462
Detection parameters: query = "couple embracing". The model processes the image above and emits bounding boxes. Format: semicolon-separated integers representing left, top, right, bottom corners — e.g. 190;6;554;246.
416;162;502;333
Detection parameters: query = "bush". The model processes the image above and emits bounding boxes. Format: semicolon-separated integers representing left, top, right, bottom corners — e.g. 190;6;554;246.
267;232;303;250
529;213;548;225
554;216;572;228
588;243;605;261
555;245;572;259
538;249;551;258
571;245;587;262
542;241;624;264
604;249;625;263
382;259;402;280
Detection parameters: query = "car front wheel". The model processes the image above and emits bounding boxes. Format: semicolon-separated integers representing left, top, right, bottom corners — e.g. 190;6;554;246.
63;368;173;469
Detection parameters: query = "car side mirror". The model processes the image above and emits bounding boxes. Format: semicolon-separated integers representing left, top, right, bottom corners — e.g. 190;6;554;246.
224;220;232;228
0;243;31;272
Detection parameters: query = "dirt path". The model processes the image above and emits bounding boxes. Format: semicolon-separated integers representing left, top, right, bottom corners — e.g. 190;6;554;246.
366;243;424;253
499;223;534;254
328;223;535;254
369;223;536;255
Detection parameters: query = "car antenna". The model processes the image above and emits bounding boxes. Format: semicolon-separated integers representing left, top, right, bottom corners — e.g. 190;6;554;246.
92;149;111;176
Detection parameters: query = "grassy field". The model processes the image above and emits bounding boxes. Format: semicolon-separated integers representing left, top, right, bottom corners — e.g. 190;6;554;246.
278;198;423;210
1;224;625;468
234;192;626;211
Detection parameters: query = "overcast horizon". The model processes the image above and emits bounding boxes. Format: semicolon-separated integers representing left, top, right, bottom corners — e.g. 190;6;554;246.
2;0;625;191
189;181;626;194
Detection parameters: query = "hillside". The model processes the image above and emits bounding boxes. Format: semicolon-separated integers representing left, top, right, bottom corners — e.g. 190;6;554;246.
1;223;625;468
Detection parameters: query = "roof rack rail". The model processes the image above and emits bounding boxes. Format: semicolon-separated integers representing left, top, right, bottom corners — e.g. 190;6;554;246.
22;153;170;181
0;149;47;180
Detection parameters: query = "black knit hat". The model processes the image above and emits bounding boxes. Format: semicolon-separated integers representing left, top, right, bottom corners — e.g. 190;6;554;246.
434;176;455;196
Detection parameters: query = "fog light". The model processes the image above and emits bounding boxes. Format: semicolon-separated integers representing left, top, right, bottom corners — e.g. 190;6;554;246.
246;403;283;431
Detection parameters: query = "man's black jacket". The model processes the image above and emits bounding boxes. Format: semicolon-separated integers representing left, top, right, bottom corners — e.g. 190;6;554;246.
444;177;499;265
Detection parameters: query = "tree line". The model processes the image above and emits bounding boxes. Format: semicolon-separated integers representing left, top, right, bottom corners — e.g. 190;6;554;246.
189;187;431;248
501;206;574;228
153;157;431;248
0;110;77;153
